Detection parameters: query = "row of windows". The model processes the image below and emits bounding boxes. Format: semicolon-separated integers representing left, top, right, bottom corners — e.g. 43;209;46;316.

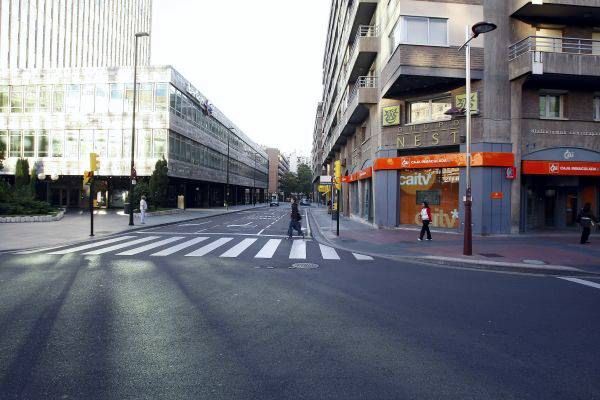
0;83;169;114
539;94;600;120
0;129;166;160
169;86;268;170
168;132;267;183
390;16;448;52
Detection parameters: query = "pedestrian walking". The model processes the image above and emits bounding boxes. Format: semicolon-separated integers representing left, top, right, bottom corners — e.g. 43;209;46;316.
288;197;304;239
576;203;597;244
418;201;432;241
140;195;148;225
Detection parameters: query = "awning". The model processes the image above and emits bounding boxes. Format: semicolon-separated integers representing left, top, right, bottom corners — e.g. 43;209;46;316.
522;160;600;176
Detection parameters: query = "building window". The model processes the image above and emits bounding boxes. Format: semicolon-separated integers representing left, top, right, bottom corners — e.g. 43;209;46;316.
23;130;35;157
155;84;169;111
79;131;93;159
139;83;154;112
539;94;564;119
153;129;167;158
53;85;65;113
51;131;64;158
95;85;109;113
0;86;8;113
124;84;137;112
65;84;81;113
391;16;448;51
0;131;7;156
81;84;96;113
10;86;24;113
65;131;79;158
109;84;124;113
408;96;451;124
108;130;122;159
39;86;51;112
25;86;38;113
138;129;152;158
37;131;49;157
94;130;108;158
594;96;600;121
9;130;22;157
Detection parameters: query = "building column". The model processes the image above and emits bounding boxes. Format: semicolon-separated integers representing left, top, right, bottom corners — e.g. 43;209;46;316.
374;149;398;228
510;77;526;233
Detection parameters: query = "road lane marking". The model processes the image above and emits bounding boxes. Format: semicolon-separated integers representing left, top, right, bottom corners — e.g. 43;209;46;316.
353;253;374;261
83;236;160;255
48;236;137;255
558;277;600;291
185;238;233;257
319;244;340;260
136;232;295;238
178;221;211;226
220;238;257;258
116;237;184;256
151;237;210;256
257;229;265;235
289;240;307;259
305;210;311;237
255;239;282;259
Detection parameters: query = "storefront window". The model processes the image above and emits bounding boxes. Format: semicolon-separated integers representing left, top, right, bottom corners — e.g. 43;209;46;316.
65;84;81;113
23;130;35;157
0;86;8;113
51;131;64;157
95;84;109;113
108;130;122;159
156;83;169;111
37;131;49;157
11;86;24;113
109;84;124;113
53;85;64;113
39;86;51;112
399;168;459;228
153;129;166;158
94;130;108;158
539;94;563;119
65;131;79;158
139;83;154;112
9;130;22;157
25;86;38;112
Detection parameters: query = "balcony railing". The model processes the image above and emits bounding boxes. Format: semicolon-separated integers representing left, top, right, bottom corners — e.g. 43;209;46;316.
348;76;378;104
509;36;600;61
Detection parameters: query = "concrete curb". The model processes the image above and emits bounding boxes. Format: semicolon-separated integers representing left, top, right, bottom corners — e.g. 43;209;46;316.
307;209;600;277
1;205;268;254
0;210;65;223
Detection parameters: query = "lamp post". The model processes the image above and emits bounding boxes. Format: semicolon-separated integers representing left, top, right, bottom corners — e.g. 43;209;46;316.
128;32;150;226
447;22;496;256
225;128;234;210
252;152;257;206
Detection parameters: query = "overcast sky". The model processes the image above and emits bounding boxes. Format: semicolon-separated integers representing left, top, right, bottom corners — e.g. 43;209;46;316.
151;0;330;156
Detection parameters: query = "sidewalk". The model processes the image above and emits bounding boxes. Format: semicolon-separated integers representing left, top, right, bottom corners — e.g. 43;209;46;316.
309;207;600;274
0;204;266;251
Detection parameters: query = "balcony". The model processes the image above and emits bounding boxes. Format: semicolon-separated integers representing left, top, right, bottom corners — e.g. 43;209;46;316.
511;0;600;24
381;44;484;99
348;0;378;40
509;36;600;80
345;25;380;84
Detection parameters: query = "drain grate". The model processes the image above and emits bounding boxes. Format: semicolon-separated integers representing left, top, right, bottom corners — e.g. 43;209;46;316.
479;253;504;258
289;263;320;270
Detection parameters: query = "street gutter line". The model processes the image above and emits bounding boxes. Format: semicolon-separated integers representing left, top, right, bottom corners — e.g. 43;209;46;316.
558;277;600;291
135;231;301;238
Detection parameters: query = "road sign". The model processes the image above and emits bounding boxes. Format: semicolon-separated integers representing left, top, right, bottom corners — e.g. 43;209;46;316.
318;185;330;193
320;175;332;184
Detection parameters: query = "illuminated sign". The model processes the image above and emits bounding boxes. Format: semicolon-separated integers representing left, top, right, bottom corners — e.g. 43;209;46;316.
382;105;400;126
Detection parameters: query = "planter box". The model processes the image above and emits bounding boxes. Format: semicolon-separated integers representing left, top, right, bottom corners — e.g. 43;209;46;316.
0;210;65;223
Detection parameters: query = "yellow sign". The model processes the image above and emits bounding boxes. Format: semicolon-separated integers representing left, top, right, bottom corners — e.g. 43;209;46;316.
89;152;99;171
455;92;478;114
382;105;400;126
318;185;330;193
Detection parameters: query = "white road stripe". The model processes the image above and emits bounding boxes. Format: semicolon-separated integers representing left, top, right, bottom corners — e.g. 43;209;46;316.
48;236;137;255
220;238;257;258
83;236;160;255
289;240;307;259
151;237;210;256
178;221;211;226
255;239;281;259
185;238;233;257
116;237;184;256
558;277;600;291
319;244;340;260
353;253;374;261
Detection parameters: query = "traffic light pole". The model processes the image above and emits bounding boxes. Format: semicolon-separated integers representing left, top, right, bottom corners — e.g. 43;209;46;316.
336;186;340;237
89;173;94;237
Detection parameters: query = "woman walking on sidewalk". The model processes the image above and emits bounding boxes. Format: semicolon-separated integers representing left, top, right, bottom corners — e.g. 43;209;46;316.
288;197;304;239
418;201;432;241
140;195;148;225
577;203;597;244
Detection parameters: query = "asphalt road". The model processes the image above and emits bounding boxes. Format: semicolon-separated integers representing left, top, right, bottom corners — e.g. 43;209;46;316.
0;206;599;399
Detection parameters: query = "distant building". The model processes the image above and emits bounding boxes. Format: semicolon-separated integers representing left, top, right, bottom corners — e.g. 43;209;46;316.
285;150;311;173
265;148;289;199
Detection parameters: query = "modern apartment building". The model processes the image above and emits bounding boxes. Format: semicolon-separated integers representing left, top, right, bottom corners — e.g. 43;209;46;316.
266;147;290;200
313;0;600;234
0;0;268;209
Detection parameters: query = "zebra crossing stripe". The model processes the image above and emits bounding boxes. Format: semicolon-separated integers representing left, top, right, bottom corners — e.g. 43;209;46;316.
319;244;340;260
220;238;257;258
353;253;374;261
48;236;137;255
83;236;160;255
289;240;307;259
116;237;185;256
185;238;233;257
150;237;209;257
255;239;281;259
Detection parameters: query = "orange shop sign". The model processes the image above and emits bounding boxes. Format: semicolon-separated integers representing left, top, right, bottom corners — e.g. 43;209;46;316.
357;167;373;180
522;161;600;176
374;152;514;171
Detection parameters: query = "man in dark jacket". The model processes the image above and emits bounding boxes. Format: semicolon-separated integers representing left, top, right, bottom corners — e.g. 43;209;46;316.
577;203;598;244
288;197;304;239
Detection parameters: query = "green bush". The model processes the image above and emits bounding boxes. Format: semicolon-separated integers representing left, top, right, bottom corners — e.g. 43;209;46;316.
15;159;30;188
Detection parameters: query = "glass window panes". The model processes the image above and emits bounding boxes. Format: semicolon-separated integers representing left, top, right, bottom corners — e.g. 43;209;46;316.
139;129;152;158
540;94;562;118
79;131;93;160
65;84;81;113
37;131;49;157
11;86;24;113
123;131;132;159
153;129;166;158
594;96;600;121
108;130;122;159
109;84;124;113
81;84;95;113
403;17;428;44
431;97;452;120
51;131;64;157
0;131;7;156
23;130;35;157
39;86;51;112
409;101;430;123
94;130;108;158
156;84;169;111
9;130;22;157
25;86;38;112
397;16;448;47
124;84;137;112
429;18;448;46
95;85;109;113
65;131;79;158
409;97;451;123
53;85;65;112
140;83;154;112
0;86;8;113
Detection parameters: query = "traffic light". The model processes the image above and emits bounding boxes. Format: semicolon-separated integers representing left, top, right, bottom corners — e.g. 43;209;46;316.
334;160;342;190
89;152;100;172
83;171;94;186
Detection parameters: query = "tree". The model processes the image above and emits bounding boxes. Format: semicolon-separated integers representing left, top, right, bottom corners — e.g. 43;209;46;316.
279;172;298;198
149;157;169;208
296;163;313;196
29;167;38;199
15;159;30;188
0;141;5;171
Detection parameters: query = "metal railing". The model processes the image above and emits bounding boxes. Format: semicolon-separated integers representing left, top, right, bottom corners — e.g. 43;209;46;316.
509;36;600;61
348;25;379;65
348;76;378;104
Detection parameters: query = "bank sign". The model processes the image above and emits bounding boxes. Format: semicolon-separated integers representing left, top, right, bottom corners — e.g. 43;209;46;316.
522;161;600;176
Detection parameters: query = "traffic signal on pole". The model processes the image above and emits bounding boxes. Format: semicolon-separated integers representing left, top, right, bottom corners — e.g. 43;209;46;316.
83;171;94;186
90;152;99;172
334;160;342;190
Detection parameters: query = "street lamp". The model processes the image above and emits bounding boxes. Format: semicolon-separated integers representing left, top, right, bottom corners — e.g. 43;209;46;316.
128;32;149;226
448;21;496;256
252;151;257;206
225;127;234;210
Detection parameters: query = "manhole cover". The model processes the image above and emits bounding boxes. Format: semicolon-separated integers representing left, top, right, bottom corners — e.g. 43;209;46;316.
522;259;546;265
479;253;504;258
290;263;320;269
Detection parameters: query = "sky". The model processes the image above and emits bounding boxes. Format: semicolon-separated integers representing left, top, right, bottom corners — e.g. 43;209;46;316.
151;0;331;156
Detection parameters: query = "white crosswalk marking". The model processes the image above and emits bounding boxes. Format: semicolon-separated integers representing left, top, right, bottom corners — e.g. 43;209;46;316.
48;236;137;255
185;238;233;257
289;240;307;259
83;236;160;255
150;237;209;257
116;237;184;256
255;239;282;259
319;244;340;260
353;253;374;261
220;238;257;258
